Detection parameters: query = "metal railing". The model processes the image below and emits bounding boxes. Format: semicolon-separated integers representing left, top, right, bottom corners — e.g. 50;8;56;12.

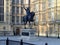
0;38;35;45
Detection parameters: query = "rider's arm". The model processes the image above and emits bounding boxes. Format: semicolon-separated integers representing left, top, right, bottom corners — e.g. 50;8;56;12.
23;7;26;10
22;5;26;10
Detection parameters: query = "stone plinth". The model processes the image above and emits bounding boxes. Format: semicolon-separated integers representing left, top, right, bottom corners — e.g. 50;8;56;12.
20;29;36;37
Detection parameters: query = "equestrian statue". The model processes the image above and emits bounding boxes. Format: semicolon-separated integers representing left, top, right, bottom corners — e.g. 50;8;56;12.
22;5;35;28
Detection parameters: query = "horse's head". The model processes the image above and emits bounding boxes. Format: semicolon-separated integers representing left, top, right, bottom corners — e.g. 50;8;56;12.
30;12;35;18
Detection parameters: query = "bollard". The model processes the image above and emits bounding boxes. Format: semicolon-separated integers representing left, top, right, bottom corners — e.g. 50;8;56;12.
6;38;9;45
20;39;23;45
45;43;48;45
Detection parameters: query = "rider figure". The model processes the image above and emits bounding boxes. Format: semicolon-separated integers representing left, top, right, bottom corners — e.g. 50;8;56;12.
22;6;30;16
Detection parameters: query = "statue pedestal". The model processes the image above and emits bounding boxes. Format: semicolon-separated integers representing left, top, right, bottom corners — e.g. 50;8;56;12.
20;29;36;36
20;29;36;40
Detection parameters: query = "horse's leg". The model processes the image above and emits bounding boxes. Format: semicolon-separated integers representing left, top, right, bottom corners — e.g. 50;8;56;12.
24;24;26;29
24;21;27;29
25;21;27;29
29;21;30;25
29;21;30;28
24;21;25;29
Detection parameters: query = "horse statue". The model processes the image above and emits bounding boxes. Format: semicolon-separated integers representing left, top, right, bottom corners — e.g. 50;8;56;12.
22;6;35;28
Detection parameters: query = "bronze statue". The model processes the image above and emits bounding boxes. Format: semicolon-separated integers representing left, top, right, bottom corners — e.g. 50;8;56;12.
22;5;35;28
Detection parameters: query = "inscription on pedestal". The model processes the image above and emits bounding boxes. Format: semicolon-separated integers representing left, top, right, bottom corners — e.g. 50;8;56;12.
22;32;29;36
20;29;36;37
